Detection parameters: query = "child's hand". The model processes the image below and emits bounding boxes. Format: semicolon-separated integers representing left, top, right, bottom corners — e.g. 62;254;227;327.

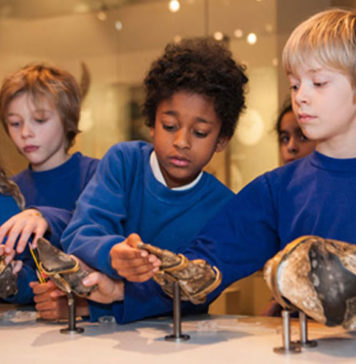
83;271;124;304
0;245;23;274
30;280;89;320
0;209;48;254
110;233;161;282
0;244;13;264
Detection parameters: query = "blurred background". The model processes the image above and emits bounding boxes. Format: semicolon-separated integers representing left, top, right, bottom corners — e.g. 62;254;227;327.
0;0;354;315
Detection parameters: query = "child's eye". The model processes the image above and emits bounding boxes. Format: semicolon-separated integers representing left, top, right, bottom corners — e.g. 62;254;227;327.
290;84;299;91
279;134;290;144
313;81;326;87
7;121;21;128
162;123;177;132
194;130;208;138
35;118;47;124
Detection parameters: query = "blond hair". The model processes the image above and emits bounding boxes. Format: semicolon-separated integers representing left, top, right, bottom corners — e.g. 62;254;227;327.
283;8;356;84
0;168;24;209
0;63;82;151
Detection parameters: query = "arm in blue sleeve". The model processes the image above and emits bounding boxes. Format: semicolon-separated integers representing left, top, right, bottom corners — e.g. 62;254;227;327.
87;301;115;322
34;206;72;248
61;147;131;279
183;174;281;299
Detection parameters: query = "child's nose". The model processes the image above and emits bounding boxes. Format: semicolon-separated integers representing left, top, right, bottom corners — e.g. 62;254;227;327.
287;137;299;154
21;123;34;138
294;84;309;105
174;129;190;149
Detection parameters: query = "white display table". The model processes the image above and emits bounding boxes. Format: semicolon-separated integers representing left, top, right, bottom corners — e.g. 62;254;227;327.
0;304;355;363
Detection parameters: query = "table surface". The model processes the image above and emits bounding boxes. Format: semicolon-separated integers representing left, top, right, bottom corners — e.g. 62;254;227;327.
1;304;355;364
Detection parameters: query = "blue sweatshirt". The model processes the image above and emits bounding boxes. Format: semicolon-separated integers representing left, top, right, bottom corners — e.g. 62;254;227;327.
4;152;98;303
61;141;234;321
12;152;99;211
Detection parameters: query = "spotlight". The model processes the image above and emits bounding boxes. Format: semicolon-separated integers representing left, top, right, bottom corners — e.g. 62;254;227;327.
246;33;257;45
169;0;180;13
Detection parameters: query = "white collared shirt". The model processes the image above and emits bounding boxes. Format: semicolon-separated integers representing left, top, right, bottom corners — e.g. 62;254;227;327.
150;151;203;191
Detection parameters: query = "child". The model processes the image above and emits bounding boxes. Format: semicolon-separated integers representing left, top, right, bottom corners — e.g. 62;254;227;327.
0;164;65;303
276;99;315;165
110;8;356;323
33;37;248;322
0;63;99;253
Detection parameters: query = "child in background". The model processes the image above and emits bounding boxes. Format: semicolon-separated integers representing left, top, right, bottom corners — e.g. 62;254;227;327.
34;37;248;322
0;63;99;253
276;100;316;165
110;8;356;323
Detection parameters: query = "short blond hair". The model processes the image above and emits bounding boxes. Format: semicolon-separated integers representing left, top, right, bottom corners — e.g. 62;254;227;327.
0;63;81;150
283;8;356;84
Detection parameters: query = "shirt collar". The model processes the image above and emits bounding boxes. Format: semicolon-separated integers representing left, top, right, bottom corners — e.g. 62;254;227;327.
150;151;203;191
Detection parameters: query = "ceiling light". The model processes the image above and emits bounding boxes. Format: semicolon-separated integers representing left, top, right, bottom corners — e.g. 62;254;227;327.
214;31;224;41
169;0;180;13
97;4;108;21
233;29;243;39
97;10;107;21
246;33;257;45
115;21;123;31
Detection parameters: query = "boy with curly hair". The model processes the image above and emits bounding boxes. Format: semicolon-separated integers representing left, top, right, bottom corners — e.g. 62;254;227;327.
33;37;248;322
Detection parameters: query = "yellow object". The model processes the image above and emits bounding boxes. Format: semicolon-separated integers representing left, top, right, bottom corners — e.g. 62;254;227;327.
29;247;46;283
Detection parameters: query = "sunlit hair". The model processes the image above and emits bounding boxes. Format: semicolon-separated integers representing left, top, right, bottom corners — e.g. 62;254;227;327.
283;8;356;84
143;37;248;138
0;63;82;150
0;167;24;209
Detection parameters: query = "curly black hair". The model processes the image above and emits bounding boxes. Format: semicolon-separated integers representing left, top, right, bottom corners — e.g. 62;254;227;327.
143;37;248;138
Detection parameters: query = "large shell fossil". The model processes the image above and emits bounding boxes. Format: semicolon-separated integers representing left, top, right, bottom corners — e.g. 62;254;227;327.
0;255;17;299
36;237;96;297
264;235;356;329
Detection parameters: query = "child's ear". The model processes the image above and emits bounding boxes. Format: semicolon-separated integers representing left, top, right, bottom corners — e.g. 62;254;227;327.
149;127;155;139
215;136;230;152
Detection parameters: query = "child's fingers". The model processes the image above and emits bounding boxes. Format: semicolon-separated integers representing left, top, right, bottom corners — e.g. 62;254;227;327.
110;243;147;260
12;260;23;274
0;222;10;245
147;254;161;266
32;220;48;247
111;256;149;275
17;228;34;253
1;221;20;253
116;262;159;282
30;280;55;294
82;272;99;287
126;233;142;247
4;250;15;265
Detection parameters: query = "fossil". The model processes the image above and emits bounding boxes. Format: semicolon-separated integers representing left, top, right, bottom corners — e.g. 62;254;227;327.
264;235;356;329
36;237;96;297
0;256;17;299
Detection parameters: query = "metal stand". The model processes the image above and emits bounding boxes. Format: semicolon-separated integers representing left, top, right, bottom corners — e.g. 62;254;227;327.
165;282;190;342
297;311;317;347
273;309;301;354
60;292;84;334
